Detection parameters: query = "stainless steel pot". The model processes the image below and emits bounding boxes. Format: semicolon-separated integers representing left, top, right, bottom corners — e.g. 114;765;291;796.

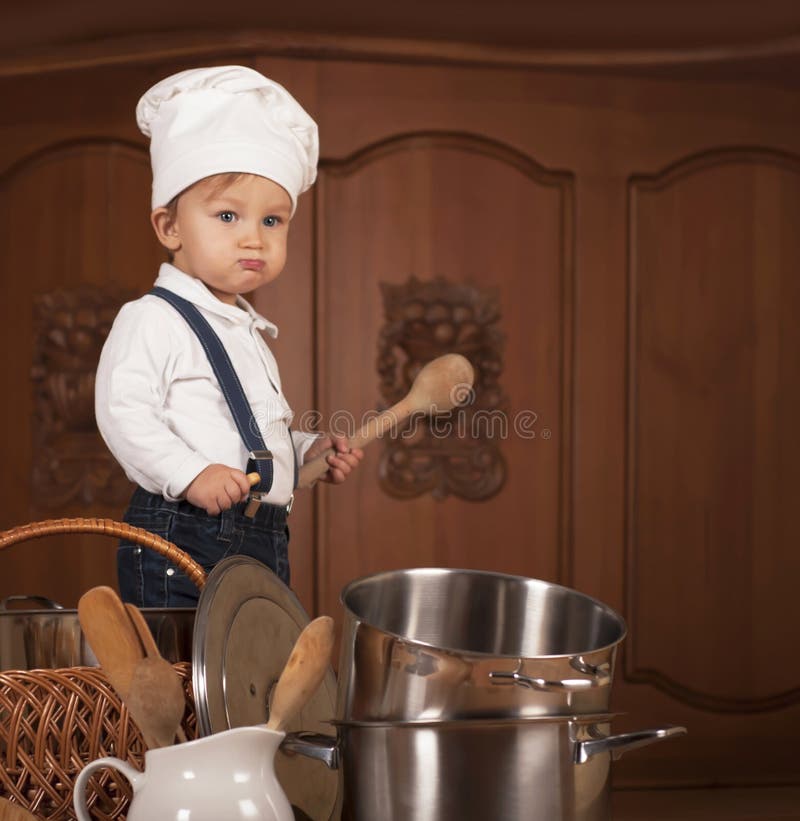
0;596;194;669
337;568;627;721
284;716;686;821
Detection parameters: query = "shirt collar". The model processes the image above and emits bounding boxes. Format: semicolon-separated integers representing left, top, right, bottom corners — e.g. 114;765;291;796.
153;263;279;337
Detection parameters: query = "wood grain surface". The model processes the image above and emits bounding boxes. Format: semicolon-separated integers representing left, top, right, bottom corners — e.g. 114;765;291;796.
0;36;797;793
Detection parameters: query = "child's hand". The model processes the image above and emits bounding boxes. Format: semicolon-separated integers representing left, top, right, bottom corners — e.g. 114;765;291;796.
185;464;252;515
304;435;364;484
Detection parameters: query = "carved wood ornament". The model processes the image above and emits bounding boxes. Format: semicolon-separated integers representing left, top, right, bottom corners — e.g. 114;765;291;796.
377;276;507;501
31;287;133;509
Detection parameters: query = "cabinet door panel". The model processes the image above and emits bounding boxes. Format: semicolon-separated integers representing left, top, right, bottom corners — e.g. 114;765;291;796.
314;132;574;629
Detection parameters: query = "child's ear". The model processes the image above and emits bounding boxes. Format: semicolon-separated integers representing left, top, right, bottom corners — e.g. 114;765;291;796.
151;207;182;252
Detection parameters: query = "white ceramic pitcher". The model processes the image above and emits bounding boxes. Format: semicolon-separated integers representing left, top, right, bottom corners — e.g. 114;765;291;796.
73;726;294;821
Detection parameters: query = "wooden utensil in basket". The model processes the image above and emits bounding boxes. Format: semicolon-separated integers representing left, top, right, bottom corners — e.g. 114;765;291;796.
124;602;189;747
0;797;38;820
0;518;205;821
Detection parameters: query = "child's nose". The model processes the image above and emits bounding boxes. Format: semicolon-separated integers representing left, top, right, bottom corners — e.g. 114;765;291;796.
239;222;263;248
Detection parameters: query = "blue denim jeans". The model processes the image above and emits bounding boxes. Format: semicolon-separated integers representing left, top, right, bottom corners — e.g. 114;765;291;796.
118;487;290;607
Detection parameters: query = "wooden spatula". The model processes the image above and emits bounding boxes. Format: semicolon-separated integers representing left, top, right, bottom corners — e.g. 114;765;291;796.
0;797;39;820
77;586;143;702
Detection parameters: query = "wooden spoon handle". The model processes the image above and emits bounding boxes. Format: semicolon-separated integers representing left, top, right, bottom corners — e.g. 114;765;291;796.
297;398;413;488
266;616;335;733
296;353;474;488
124;603;160;658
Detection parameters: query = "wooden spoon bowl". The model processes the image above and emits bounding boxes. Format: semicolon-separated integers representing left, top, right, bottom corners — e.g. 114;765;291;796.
298;353;474;487
124;603;188;746
266;616;335;733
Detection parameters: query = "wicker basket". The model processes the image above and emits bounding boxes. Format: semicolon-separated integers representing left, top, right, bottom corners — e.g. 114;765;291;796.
0;519;206;820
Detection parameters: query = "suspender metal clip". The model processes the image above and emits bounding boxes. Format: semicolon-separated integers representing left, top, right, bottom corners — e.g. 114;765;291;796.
244;491;294;520
248;449;273;462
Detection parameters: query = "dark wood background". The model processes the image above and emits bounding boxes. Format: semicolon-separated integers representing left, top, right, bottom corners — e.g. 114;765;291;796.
0;6;798;793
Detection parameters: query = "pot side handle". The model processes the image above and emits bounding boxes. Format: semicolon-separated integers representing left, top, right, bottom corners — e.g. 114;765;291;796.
73;757;144;821
489;670;610;691
575;725;687;764
281;731;340;769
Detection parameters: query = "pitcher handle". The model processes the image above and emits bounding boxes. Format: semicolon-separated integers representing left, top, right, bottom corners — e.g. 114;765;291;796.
73;757;144;821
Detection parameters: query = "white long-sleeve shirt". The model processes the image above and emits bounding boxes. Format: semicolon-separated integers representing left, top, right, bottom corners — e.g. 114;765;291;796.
95;263;316;505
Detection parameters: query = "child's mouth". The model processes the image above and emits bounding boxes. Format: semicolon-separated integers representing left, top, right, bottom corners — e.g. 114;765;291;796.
239;259;265;272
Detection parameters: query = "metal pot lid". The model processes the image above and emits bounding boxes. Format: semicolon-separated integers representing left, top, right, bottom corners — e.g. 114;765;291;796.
193;555;340;821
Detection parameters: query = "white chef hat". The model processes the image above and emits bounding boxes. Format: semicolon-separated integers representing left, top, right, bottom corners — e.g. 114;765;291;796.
136;65;318;214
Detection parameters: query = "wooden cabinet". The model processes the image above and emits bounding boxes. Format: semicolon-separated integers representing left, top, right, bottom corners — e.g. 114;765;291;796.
0;48;798;789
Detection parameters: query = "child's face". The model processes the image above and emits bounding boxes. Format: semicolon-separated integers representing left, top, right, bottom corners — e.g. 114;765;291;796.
156;174;292;304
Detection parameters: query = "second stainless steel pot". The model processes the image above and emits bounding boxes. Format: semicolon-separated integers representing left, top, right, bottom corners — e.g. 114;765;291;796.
337;568;627;721
284;716;686;821
0;596;194;669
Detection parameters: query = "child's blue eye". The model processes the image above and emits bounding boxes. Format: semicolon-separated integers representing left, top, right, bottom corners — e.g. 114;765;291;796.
263;216;281;227
218;211;235;223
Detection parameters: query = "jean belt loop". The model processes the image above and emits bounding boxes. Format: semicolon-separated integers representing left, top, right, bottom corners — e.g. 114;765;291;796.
218;507;234;542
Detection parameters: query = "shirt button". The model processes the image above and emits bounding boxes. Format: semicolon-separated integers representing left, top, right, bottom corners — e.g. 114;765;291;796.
166;568;175;577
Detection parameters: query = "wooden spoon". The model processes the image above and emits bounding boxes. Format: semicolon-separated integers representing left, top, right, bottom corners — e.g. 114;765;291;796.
0;798;38;821
77;586;143;701
266;616;335;733
124;603;187;747
297;353;474;487
124;656;187;749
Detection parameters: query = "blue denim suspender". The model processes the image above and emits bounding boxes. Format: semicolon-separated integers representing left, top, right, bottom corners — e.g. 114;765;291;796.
149;287;298;502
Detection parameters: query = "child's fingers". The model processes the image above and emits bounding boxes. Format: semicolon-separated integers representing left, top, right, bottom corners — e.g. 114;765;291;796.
230;470;252;496
326;466;347;484
332;436;362;455
330;449;363;469
326;454;356;478
221;479;246;506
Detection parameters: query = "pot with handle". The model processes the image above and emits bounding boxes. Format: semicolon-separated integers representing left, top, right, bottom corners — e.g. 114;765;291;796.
0;594;194;671
337;567;627;721
283;716;687;821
